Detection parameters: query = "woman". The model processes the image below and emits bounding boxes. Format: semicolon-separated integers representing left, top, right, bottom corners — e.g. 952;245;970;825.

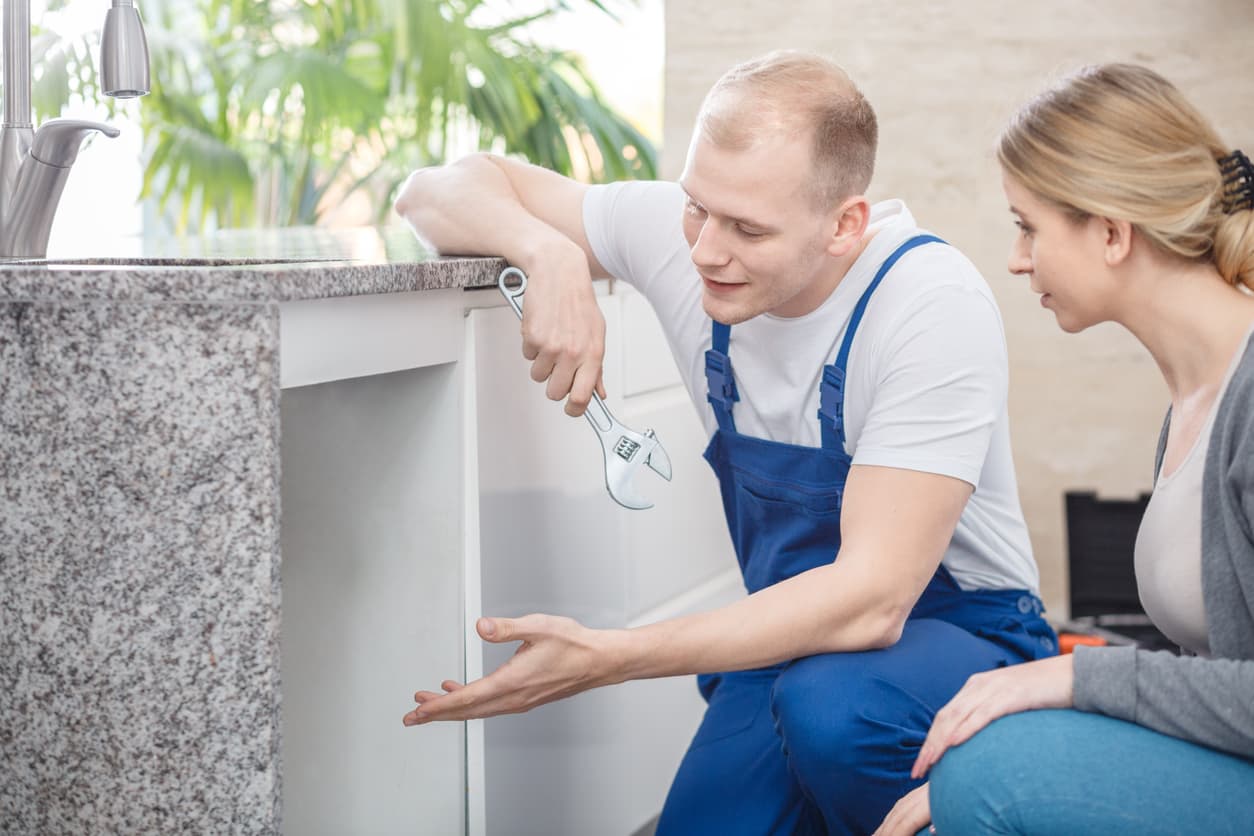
875;63;1254;835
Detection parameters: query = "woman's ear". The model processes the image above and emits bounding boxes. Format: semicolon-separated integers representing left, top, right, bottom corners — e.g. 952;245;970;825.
1101;216;1135;267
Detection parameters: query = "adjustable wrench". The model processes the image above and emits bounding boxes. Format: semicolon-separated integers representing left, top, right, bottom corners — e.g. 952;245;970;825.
497;266;673;510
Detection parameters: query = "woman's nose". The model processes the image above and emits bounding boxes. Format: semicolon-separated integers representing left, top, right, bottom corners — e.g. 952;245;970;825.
1007;240;1032;276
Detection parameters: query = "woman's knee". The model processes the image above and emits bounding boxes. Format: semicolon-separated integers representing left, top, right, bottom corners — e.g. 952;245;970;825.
929;710;1072;833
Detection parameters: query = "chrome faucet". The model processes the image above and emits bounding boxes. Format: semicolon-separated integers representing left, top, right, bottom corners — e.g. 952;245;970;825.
0;0;150;258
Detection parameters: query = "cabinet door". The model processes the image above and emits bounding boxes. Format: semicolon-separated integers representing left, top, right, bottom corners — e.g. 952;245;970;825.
469;290;739;836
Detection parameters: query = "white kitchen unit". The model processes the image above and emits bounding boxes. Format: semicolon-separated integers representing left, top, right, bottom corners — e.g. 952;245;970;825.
280;282;742;835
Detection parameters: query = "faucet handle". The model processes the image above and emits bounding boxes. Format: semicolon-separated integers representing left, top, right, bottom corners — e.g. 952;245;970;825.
29;119;121;168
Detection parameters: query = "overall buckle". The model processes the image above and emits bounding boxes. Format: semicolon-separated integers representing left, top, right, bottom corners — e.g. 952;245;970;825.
705;349;739;408
817;364;846;431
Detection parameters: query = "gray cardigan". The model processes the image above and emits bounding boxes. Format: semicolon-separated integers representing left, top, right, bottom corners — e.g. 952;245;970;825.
1073;335;1254;761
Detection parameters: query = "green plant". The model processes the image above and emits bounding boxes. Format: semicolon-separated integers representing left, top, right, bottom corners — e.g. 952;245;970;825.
35;0;657;232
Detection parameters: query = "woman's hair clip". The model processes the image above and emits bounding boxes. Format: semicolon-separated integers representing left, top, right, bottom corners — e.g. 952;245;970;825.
1219;149;1254;214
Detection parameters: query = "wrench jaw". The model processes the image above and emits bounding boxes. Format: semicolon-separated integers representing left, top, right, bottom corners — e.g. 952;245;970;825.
642;429;673;481
598;429;669;510
602;447;654;510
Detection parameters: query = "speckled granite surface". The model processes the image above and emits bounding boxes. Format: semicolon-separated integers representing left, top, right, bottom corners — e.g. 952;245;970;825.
0;225;506;302
0;228;497;833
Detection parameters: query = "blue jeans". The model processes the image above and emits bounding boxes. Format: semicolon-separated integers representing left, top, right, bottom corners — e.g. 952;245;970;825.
929;709;1254;835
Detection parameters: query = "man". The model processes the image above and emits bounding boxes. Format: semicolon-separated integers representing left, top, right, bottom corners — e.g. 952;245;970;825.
394;51;1055;835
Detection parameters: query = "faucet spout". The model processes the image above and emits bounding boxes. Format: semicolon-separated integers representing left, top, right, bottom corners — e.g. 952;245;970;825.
102;0;151;98
0;119;119;258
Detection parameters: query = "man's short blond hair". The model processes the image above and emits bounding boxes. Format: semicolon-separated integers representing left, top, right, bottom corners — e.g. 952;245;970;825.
698;50;878;210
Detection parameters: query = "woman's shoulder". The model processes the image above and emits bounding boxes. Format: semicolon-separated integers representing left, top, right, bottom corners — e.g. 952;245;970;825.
1206;333;1254;511
1216;332;1254;430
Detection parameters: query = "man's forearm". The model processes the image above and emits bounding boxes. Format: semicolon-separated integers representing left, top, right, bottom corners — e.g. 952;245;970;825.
394;154;582;274
608;559;910;684
604;466;965;684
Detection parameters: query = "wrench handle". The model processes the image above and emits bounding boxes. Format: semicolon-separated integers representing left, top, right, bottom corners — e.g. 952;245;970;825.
582;392;615;434
498;266;528;321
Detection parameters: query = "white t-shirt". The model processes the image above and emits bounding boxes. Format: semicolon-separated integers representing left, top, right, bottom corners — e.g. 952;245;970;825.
584;180;1039;593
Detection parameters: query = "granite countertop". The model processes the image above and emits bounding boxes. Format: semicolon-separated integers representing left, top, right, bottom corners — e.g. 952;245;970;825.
0;226;507;303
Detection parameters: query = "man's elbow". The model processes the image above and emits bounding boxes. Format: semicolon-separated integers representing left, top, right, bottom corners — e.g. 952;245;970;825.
393;154;501;222
861;604;911;650
392;169;423;220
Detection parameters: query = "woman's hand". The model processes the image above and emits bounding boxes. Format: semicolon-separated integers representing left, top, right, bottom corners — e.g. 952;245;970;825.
873;783;932;836
402;614;626;725
912;654;1075;778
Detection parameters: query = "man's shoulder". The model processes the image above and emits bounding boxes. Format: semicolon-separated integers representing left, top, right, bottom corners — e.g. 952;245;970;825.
897;234;986;286
864;202;988;286
865;230;997;320
584;180;684;246
847;232;1006;366
583;180;691;294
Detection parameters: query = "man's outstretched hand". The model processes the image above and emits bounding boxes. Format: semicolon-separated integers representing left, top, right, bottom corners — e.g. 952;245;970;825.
403;614;627;725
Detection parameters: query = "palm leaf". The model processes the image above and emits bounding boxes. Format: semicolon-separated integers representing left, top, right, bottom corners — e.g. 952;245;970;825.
141;124;254;233
241;48;384;143
32;0;658;231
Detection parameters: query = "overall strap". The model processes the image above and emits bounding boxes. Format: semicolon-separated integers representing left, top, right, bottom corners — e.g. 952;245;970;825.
818;234;946;451
705;320;739;432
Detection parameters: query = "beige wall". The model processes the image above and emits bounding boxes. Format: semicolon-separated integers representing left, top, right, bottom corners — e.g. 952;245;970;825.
662;1;1254;616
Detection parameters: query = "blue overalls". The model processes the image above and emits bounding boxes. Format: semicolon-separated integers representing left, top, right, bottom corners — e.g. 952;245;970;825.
655;235;1058;836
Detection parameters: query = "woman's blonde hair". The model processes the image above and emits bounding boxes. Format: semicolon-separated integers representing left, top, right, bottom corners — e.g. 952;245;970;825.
998;63;1254;290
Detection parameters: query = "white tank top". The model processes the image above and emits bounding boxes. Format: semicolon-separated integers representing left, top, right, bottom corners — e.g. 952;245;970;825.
1133;331;1252;655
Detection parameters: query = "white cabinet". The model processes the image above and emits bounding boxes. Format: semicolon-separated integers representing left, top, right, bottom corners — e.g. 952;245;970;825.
277;282;741;835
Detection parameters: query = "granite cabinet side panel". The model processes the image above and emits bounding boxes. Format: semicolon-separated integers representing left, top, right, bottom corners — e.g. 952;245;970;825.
0;301;282;834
